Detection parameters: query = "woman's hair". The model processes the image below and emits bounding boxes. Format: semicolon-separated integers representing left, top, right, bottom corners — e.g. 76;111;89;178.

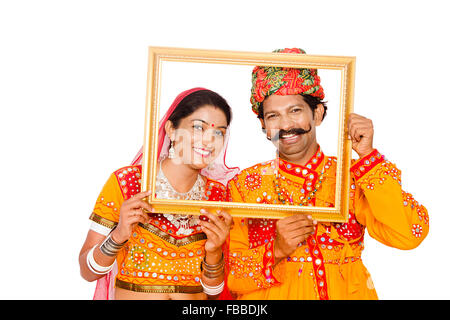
258;94;328;121
168;90;232;128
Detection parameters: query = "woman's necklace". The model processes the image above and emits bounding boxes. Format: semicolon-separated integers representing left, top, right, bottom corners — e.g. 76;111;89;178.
155;163;205;236
274;157;331;206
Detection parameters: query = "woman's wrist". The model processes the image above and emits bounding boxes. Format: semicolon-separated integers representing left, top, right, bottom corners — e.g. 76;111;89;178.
205;249;223;265
110;228;129;244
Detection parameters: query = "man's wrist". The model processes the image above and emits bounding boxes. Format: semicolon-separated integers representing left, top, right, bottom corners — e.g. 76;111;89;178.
273;243;287;262
357;148;375;159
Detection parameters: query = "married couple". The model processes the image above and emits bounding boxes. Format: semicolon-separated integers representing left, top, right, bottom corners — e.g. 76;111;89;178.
79;48;429;300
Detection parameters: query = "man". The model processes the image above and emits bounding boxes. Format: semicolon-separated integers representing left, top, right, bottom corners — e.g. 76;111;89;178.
226;48;429;299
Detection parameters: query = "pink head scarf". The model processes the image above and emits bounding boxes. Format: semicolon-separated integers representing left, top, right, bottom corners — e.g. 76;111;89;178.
93;87;239;299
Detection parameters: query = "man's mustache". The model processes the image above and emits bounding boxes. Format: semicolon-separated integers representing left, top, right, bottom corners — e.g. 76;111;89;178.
268;125;312;142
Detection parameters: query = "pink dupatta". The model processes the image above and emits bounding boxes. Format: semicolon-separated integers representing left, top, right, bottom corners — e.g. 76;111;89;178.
93;87;239;299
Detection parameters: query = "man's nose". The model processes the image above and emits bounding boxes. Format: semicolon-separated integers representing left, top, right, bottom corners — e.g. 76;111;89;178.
278;114;295;131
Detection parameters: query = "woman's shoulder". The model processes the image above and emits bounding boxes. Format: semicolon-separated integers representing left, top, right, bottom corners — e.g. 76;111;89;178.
110;165;143;199
112;164;142;178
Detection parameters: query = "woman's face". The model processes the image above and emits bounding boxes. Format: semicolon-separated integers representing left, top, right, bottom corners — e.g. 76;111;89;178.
166;105;228;170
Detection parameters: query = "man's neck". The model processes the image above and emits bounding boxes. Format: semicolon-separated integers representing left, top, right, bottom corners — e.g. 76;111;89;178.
278;142;319;166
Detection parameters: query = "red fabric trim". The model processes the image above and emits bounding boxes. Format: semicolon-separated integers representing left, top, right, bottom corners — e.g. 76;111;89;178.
248;219;277;249
307;230;329;300
278;145;324;178
113;165;142;200
350;149;384;181
262;240;281;286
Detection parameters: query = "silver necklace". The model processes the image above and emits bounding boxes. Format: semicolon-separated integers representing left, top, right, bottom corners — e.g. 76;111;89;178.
155;163;204;236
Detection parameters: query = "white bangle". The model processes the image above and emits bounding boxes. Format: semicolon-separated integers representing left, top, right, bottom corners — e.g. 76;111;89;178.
200;279;225;295
86;244;114;275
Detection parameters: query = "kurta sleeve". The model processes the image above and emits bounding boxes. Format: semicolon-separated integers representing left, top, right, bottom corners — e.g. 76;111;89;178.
226;178;286;295
351;149;429;250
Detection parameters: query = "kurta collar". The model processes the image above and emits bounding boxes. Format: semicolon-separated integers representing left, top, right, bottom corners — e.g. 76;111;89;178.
277;145;324;180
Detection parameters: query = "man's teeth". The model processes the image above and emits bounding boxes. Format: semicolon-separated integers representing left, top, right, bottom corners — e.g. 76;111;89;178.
281;133;296;139
194;148;211;156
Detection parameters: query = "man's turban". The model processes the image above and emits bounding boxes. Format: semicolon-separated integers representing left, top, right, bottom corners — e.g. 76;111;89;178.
250;48;325;115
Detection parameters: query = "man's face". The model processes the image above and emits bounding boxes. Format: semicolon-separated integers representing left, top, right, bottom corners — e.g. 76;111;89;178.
260;94;323;161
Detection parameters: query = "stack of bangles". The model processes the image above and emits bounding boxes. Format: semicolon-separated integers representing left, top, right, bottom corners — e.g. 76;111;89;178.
86;232;127;275
200;254;225;295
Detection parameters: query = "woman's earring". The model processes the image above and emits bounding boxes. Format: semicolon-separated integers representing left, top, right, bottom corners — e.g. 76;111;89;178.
168;140;175;159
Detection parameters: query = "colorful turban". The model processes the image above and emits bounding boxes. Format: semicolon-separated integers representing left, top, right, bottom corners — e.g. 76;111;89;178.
250;48;325;115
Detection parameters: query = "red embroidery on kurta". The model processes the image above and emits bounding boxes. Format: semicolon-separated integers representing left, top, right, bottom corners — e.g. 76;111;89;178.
351;149;384;180
307;232;329;300
334;211;364;241
248;219;277;249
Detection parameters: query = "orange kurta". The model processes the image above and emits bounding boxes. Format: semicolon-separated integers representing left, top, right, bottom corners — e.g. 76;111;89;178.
89;165;227;293
226;148;429;299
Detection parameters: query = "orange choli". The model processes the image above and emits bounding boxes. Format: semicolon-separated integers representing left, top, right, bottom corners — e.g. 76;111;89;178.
89;165;227;294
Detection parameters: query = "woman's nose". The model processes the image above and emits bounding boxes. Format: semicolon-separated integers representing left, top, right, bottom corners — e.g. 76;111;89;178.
201;129;214;145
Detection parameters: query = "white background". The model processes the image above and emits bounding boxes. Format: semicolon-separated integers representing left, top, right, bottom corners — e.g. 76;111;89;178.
0;0;449;299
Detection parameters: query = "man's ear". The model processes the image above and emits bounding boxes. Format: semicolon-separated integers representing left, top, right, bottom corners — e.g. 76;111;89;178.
314;104;325;126
165;120;175;140
259;118;266;133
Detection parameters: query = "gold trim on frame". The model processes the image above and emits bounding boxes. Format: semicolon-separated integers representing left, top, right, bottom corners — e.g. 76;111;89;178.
115;279;203;294
142;46;355;223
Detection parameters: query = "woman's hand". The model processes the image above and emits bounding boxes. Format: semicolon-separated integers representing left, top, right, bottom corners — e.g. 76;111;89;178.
111;190;153;244
199;209;233;264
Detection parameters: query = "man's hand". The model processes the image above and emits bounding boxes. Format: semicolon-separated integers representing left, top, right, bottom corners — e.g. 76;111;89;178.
274;214;316;263
347;113;375;158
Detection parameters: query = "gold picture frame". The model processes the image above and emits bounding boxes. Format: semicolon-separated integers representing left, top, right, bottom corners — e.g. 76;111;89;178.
142;46;355;222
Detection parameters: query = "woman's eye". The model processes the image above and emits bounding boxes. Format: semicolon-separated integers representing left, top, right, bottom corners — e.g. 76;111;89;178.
214;130;224;137
193;124;203;130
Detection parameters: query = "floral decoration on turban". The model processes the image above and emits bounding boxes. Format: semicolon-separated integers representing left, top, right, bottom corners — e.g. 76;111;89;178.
250;48;325;115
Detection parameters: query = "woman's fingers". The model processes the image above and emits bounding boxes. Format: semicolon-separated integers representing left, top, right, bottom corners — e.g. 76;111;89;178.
128;209;151;224
201;223;220;243
200;219;224;239
123;198;153;214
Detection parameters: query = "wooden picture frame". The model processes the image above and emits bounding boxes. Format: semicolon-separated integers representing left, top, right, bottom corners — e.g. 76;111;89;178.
142;46;355;222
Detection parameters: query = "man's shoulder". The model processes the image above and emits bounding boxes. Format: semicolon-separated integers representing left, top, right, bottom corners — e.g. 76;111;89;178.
238;160;275;176
230;160;276;184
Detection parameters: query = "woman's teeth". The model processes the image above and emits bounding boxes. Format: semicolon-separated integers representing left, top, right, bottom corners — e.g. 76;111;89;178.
193;148;212;156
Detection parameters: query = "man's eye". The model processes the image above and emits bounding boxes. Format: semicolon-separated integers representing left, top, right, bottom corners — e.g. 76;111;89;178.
292;108;302;113
266;114;277;119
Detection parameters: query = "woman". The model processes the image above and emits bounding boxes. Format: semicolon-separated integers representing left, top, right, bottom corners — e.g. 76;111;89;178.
79;88;239;300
